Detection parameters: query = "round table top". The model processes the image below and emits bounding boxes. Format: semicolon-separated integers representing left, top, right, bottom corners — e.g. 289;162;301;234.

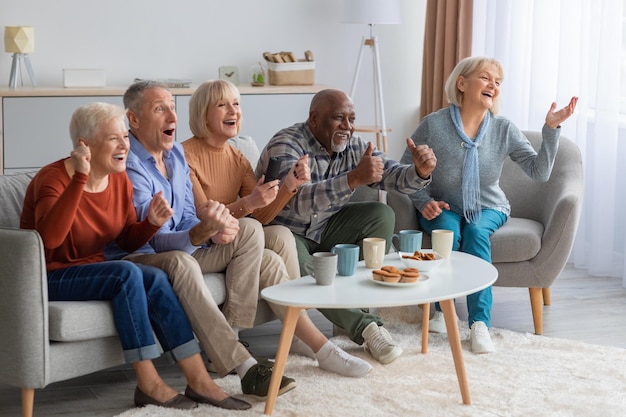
261;251;498;309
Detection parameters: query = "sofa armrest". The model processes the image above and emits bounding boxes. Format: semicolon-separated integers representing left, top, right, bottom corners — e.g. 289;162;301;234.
0;228;50;388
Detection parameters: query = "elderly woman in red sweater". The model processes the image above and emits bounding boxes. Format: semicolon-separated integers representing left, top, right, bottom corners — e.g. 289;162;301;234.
20;102;250;411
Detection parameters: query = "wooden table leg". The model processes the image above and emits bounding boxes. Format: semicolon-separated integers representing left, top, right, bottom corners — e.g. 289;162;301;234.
264;306;301;416
440;299;471;405
420;303;430;354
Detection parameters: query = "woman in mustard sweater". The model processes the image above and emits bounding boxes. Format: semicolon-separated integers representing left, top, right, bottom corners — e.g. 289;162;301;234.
182;80;374;377
182;80;309;279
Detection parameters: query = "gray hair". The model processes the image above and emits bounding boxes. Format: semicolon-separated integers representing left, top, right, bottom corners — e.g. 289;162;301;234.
69;102;126;147
123;79;169;115
444;56;503;114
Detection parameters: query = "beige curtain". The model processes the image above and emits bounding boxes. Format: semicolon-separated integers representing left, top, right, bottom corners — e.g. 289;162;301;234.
419;0;473;120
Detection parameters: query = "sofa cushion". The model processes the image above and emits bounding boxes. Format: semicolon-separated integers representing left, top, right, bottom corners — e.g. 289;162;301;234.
48;272;228;342
490;218;543;263
418;217;542;264
0;171;37;228
48;301;118;341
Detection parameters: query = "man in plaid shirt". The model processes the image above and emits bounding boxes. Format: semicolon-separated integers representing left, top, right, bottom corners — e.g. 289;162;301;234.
256;89;436;365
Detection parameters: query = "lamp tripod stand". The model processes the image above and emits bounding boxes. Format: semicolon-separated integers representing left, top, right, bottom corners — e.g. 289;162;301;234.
349;24;389;152
8;53;36;89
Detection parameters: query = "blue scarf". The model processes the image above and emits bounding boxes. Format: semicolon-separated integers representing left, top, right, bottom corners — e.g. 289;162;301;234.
449;104;490;223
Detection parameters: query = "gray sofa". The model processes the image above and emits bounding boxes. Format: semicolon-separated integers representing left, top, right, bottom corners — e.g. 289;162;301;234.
0;136;277;417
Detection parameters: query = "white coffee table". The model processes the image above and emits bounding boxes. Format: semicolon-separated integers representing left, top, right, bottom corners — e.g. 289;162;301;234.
260;251;498;415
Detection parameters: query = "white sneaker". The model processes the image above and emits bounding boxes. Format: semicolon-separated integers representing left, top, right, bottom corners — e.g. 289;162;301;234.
289;336;316;359
470;321;495;354
316;342;372;378
361;322;403;364
428;311;448;334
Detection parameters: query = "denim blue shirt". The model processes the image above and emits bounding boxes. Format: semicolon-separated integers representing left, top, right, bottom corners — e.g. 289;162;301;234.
105;133;201;260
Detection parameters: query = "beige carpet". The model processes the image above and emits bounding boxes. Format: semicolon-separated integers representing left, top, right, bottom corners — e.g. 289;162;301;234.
116;306;626;417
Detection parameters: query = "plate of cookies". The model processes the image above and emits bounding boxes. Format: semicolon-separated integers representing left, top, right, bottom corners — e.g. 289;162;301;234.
371;265;428;287
399;249;444;272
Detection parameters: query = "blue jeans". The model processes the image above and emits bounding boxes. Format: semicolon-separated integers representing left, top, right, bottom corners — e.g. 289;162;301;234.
47;260;200;363
419;209;507;328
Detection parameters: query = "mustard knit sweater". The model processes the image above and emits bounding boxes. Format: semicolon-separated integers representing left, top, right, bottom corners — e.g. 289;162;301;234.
182;137;296;224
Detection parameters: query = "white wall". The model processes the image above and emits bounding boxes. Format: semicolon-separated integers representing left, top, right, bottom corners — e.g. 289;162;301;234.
0;0;426;159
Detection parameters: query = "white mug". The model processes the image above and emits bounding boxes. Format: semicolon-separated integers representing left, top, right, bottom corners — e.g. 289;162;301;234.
363;237;386;269
431;229;454;259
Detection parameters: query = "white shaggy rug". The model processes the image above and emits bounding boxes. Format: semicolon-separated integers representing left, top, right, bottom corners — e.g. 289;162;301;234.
116;306;626;417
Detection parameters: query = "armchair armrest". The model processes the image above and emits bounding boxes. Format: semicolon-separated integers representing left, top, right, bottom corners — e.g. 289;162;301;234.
0;228;50;389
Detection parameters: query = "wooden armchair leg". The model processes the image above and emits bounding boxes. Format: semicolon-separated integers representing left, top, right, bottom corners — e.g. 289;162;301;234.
542;287;551;306
21;388;34;417
528;288;543;335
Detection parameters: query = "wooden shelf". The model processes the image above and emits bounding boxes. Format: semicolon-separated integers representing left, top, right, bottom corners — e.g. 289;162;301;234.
353;126;391;152
0;84;331;98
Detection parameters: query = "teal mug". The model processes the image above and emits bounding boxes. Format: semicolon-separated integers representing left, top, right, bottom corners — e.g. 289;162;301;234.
331;243;360;276
391;230;423;253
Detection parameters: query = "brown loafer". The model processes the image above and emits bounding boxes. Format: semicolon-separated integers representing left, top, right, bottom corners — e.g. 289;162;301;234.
134;386;198;410
185;385;251;410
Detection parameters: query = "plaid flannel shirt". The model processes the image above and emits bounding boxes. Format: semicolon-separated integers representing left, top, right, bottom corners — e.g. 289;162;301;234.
255;122;431;243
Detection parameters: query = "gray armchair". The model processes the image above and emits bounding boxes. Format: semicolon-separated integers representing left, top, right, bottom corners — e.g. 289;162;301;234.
388;131;584;335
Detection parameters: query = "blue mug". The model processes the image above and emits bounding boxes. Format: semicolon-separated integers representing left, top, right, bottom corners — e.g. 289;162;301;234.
331;243;360;276
391;230;422;253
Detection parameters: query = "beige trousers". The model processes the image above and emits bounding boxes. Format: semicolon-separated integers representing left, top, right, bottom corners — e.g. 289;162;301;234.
125;218;262;376
263;225;301;279
126;218;299;375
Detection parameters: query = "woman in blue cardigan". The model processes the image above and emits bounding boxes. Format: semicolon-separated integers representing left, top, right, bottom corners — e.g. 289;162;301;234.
401;56;577;353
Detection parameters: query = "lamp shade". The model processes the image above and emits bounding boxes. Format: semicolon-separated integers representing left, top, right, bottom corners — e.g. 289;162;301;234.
343;0;401;25
4;26;35;54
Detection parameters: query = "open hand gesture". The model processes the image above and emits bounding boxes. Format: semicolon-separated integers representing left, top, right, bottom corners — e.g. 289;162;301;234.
545;96;578;129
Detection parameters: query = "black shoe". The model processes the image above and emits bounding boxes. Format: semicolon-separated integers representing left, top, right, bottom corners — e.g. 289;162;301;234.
205;340;268;375
184;386;251;410
240;361;296;400
134;386;197;410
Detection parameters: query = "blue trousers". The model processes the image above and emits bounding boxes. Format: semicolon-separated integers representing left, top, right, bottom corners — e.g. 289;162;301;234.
47;260;200;363
419;209;507;328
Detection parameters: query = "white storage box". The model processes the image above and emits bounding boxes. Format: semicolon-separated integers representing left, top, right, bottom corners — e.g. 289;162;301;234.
267;61;315;86
63;69;106;88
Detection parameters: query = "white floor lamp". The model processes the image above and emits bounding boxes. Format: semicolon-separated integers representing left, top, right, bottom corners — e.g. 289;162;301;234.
343;0;401;153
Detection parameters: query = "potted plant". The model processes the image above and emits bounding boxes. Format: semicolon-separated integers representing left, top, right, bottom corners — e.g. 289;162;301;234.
249;63;265;87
